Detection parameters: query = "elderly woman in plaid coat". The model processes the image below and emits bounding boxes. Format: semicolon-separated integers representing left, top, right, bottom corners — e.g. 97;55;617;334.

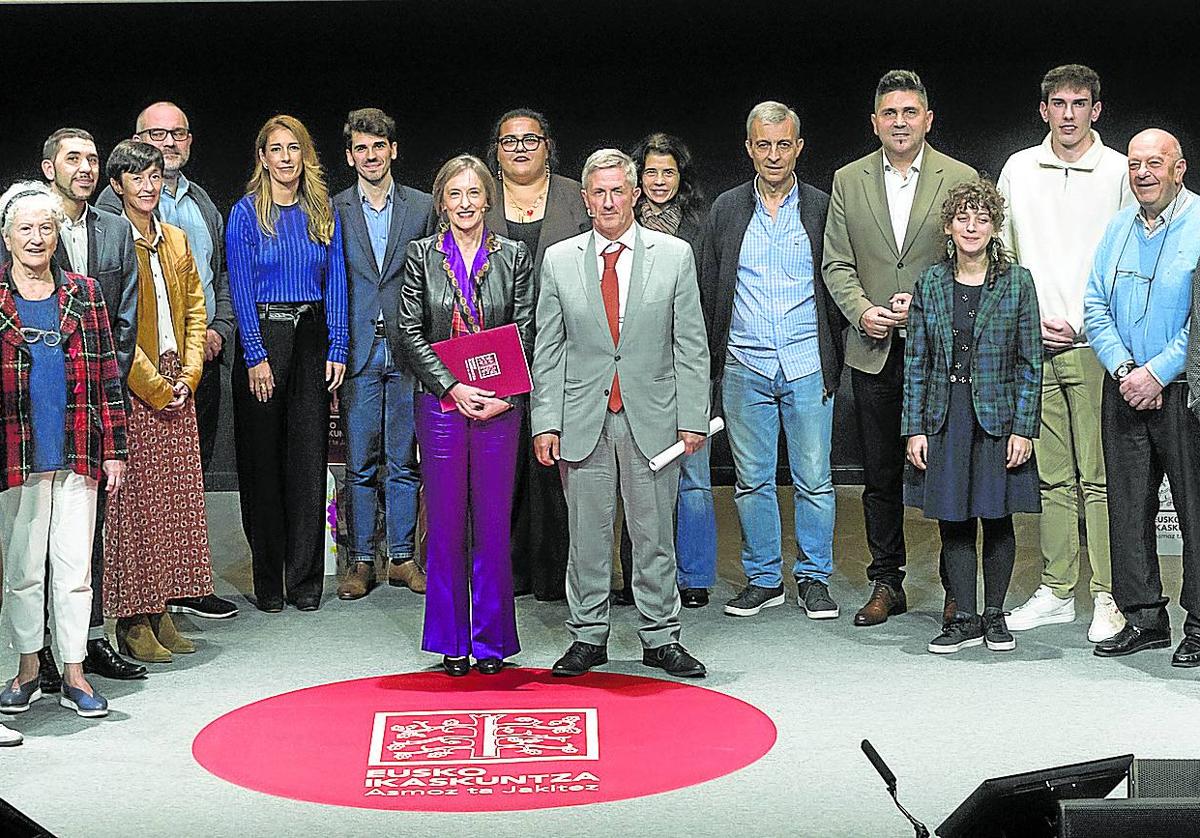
0;181;128;736
902;178;1042;656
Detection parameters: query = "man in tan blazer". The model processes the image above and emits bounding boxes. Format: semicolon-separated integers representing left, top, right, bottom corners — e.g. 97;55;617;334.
532;149;710;679
824;69;976;626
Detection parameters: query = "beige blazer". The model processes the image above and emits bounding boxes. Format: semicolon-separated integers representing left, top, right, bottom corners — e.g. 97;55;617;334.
823;144;976;374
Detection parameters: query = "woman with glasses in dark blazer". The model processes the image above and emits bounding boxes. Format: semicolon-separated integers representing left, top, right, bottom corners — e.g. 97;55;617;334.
903;178;1042;656
484;108;590;603
396;154;534;676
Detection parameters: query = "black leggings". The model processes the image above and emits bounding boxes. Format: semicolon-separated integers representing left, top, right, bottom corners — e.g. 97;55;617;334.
938;516;1016;616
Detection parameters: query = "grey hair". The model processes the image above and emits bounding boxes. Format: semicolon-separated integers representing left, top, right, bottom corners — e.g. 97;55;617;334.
745;101;801;138
581;148;637;191
0;180;65;238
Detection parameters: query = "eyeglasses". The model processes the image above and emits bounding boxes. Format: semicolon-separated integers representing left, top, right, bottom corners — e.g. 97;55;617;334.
21;327;62;347
138;127;191;142
498;134;546;152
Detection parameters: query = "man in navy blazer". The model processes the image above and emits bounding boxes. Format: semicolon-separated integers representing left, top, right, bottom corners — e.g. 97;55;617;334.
334;108;433;600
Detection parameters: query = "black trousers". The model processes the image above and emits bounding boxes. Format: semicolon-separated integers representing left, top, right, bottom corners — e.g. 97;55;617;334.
1102;379;1200;634
509;402;569;601
233;309;330;603
195;355;223;473
852;338;909;587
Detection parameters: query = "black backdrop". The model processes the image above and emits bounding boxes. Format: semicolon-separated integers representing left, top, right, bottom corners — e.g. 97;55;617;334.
2;0;1196;488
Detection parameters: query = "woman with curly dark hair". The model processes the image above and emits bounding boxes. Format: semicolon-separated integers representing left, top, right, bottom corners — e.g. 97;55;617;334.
901;178;1042;655
613;133;716;609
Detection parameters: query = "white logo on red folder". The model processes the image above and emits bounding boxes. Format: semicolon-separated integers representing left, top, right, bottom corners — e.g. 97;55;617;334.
464;352;501;381
369;709;598;766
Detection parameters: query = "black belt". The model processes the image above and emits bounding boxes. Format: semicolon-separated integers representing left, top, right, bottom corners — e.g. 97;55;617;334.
257;302;319;324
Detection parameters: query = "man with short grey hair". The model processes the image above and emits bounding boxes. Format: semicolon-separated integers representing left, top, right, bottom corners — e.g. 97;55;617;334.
98;101;239;621
701;101;845;621
824;70;976;627
532;148;710;678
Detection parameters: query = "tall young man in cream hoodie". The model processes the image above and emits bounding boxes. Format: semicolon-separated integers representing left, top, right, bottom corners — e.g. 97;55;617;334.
997;64;1134;641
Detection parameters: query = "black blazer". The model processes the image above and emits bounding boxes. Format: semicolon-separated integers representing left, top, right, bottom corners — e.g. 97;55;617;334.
700;180;846;400
394;231;534;400
335;183;434;377
484;173;591;283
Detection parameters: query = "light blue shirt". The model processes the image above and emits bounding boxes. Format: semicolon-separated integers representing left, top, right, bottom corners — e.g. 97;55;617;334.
359;183;394;274
729;176;819;381
158;173;215;325
1084;187;1198;385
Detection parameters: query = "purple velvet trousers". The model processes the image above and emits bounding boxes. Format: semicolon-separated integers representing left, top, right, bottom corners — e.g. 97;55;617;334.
415;393;521;660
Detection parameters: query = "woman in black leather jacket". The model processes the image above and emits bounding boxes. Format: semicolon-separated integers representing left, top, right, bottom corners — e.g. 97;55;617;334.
394;154;533;676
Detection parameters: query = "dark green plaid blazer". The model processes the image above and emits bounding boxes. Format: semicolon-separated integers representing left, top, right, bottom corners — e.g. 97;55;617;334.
901;260;1042;439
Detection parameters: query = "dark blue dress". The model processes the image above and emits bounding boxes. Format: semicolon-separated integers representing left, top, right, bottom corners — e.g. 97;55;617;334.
904;281;1041;521
15;294;67;473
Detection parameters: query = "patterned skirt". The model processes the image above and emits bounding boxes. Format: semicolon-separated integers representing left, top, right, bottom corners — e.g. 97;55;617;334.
103;352;214;617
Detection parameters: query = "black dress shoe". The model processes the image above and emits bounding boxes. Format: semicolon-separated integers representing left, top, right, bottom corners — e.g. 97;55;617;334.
83;638;147;680
1094;624;1171;657
37;647;62;694
642;643;706;678
289;596;321;612
552;642;608;677
443;656;471;676
1172;635;1200;668
255;597;284;613
680;589;710;609
476;658;504;675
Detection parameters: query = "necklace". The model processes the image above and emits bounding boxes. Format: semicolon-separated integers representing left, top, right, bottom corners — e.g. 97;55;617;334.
506;180;548;223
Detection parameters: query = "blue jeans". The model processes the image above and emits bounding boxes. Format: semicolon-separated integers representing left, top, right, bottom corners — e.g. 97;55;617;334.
341;336;419;562
722;354;835;586
676;443;717;588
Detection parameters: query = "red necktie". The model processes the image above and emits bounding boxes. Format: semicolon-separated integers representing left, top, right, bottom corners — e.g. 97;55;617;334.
600;243;625;412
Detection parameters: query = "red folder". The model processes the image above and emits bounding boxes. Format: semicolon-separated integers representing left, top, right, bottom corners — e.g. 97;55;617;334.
431;323;532;412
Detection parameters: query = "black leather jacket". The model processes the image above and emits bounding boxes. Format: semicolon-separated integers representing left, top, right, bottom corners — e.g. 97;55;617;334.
393;230;534;398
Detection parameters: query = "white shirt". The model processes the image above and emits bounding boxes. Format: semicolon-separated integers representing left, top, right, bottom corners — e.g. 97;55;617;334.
128;217;179;357
593;223;638;332
59;207;89;275
882;143;925;252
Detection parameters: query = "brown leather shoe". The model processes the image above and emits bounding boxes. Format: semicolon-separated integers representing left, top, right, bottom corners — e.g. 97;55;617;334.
337;562;376;600
388;560;427;594
943;593;958;624
853;583;908;626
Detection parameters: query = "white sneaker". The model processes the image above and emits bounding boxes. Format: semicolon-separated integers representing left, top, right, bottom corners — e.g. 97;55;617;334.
1006;585;1076;631
1088;592;1127;643
0;723;22;747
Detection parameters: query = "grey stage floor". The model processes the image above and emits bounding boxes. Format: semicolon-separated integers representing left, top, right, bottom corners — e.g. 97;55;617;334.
2;488;1197;837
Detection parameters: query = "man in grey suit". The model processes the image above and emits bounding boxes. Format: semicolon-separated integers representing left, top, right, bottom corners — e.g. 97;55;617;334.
333;107;432;601
824;70;976;626
0;128;146;684
97;101;241;622
532;149;710;678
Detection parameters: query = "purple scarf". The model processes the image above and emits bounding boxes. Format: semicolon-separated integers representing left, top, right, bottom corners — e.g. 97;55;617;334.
441;227;490;324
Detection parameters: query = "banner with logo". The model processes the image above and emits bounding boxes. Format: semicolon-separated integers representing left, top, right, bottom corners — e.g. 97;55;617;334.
1157;477;1182;556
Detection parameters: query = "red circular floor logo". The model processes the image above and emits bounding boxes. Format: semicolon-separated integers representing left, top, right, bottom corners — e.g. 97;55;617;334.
193;668;775;811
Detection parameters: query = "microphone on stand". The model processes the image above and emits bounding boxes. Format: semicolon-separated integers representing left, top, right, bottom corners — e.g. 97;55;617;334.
861;739;930;838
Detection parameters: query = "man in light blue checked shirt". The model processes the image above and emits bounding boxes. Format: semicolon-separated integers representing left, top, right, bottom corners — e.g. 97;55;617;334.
700;101;847;621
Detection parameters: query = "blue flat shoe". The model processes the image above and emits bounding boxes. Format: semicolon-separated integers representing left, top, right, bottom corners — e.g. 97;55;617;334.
0;675;41;714
60;683;108;718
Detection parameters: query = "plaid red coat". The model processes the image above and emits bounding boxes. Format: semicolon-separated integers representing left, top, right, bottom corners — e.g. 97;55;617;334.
0;263;128;489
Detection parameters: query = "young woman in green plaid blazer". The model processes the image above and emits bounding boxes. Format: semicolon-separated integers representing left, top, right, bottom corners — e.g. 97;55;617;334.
901;178;1043;655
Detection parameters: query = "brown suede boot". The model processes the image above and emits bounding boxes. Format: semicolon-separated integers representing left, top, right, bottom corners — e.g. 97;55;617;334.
388;560;427;594
150;612;195;654
117;615;173;663
337;562;376;600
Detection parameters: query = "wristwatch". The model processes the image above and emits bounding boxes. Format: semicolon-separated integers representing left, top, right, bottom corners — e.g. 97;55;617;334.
1112;360;1135;381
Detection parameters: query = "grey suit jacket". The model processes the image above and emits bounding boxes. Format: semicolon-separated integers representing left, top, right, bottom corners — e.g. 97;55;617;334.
531;225;710;461
823;144;977;374
98;179;235;347
1;204;138;386
335;182;434;378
